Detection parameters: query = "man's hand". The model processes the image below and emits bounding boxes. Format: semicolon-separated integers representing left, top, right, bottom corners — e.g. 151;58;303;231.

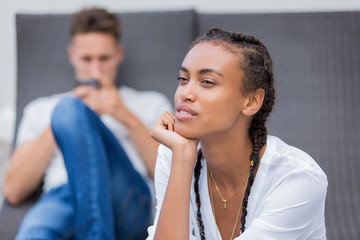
73;84;134;126
73;85;102;113
97;86;132;124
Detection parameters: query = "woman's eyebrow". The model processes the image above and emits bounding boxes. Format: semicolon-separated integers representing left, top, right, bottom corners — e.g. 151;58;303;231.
199;68;223;77
180;66;189;73
180;66;223;77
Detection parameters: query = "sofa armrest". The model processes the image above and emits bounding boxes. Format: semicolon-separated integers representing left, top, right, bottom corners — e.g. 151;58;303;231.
0;189;42;240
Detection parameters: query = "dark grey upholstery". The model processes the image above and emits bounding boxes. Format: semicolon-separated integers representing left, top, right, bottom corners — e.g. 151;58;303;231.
1;10;359;240
0;189;41;239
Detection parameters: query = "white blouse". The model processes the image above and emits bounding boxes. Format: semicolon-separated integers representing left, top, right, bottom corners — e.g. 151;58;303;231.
147;135;328;240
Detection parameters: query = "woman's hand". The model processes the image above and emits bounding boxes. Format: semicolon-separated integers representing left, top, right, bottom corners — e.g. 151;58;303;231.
151;111;198;163
151;112;199;240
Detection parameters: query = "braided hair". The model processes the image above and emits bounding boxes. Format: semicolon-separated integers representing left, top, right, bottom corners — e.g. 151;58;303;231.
192;28;275;239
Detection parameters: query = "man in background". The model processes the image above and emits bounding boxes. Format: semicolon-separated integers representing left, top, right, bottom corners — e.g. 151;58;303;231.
4;7;171;239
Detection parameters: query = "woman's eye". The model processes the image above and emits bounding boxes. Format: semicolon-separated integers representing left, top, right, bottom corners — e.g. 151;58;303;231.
202;79;215;86
177;77;188;82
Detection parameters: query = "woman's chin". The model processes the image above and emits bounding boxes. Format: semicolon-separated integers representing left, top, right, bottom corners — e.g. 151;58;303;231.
174;122;199;139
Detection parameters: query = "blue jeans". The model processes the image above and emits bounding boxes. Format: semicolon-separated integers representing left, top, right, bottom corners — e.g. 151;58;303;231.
16;97;152;240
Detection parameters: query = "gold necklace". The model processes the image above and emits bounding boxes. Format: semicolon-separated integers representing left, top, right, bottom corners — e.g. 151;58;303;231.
208;168;248;240
208;166;249;209
208;174;221;240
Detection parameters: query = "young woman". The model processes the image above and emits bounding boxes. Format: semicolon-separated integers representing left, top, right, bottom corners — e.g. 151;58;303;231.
147;28;327;240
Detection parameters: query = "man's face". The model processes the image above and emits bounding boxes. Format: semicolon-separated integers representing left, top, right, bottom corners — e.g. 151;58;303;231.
68;32;124;88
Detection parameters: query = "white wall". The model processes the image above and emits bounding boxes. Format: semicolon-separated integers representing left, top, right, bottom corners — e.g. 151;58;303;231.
1;0;360;143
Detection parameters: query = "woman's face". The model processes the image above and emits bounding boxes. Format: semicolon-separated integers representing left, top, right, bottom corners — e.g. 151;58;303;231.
174;42;249;139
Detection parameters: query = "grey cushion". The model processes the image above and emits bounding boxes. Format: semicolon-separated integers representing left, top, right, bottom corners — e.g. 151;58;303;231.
0;189;42;240
199;11;360;240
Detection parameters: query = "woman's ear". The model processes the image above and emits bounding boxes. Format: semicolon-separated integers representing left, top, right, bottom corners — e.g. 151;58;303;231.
242;88;265;116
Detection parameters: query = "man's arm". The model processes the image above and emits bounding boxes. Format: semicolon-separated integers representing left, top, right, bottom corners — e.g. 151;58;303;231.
123;112;159;179
4;126;57;205
75;85;161;179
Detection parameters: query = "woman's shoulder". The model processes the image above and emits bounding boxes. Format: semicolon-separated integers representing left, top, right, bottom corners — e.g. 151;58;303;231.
251;136;328;218
264;135;327;184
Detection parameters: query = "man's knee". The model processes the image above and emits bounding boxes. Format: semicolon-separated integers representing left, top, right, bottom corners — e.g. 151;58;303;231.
51;97;88;134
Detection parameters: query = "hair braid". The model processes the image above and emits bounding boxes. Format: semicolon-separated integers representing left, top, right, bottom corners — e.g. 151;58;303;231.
240;123;267;232
194;149;206;240
192;28;275;237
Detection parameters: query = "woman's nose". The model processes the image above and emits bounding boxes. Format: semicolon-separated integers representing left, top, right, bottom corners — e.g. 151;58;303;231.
179;81;196;102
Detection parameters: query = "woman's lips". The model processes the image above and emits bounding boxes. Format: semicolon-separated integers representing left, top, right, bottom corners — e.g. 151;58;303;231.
175;104;197;120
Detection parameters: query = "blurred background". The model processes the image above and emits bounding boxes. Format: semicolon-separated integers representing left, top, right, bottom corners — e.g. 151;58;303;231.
1;0;360;145
0;0;360;196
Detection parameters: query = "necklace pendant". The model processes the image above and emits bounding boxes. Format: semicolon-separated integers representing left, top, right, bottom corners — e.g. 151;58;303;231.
223;200;227;209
